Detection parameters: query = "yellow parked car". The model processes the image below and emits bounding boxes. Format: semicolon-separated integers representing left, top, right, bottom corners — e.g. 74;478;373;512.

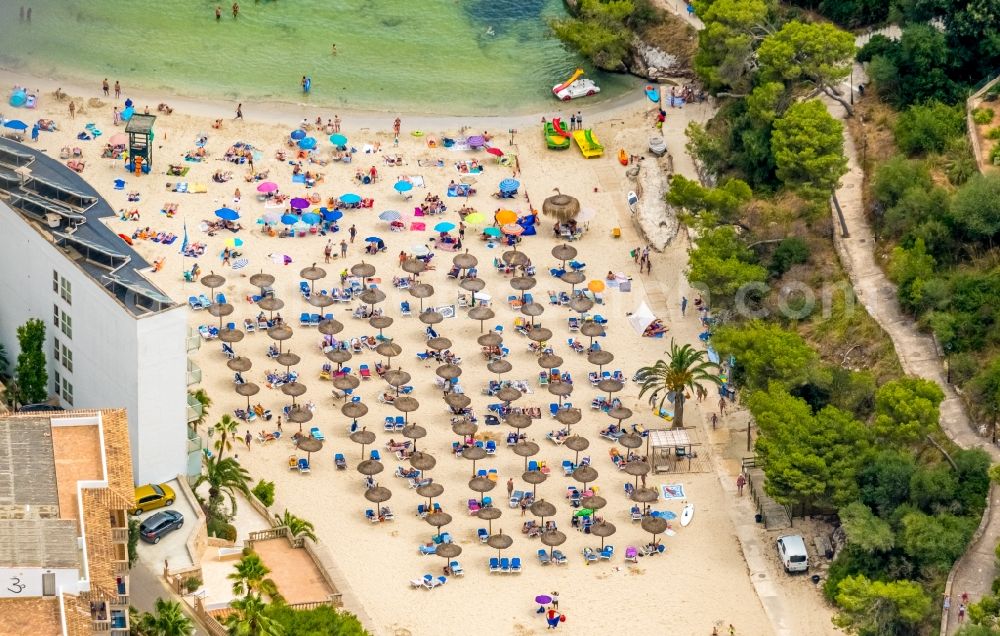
132;483;175;515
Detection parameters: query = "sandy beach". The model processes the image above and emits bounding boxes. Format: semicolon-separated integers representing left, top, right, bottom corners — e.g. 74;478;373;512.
0;79;837;636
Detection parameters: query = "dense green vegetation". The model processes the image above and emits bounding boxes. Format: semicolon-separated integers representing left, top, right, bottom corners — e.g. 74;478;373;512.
550;0;658;70
15;318;48;405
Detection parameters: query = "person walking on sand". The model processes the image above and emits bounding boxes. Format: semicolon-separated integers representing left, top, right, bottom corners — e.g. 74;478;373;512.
959;604;966;623
235;103;243;119
68;100;75;119
324;240;333;263
681;296;688;316
114;81;121;99
333;115;341;132
729;625;735;636
276;416;282;432
102;78;109;96
215;5;222;20
349;224;357;243
393;117;401;138
711;413;718;429
244;430;252;449
507;478;514;498
550;591;559;609
719;396;727;416
340;239;348;257
577;111;583;129
736;473;746;495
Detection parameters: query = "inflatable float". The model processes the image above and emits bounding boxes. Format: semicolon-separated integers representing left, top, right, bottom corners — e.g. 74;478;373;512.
618;149;628;166
543;121;570;150
645;85;660;103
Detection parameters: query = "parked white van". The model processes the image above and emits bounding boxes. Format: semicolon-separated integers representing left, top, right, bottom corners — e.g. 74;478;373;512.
776;534;809;573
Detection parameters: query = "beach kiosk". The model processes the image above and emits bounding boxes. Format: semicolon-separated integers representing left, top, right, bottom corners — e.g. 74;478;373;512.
125;113;156;174
648;429;696;473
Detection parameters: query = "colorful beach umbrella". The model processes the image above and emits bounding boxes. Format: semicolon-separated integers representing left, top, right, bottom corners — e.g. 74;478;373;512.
341;193;362;204
467;135;485;148
281;214;300;225
379;210;401;222
483;227;501;238
487;147;504;157
3;120;28;131
301;213;322;225
232;257;249;270
365;236;383;243
322;208;343;222
290;129;306;141
215;207;239;221
588;280;606;293
298;137;317;150
502;223;524;236
329;133;348;147
495;210;517;225
394;180;414;193
499;178;520;192
262;212;281;224
463;212;485;225
290;198;310;210
257;181;278;193
434;222;456;233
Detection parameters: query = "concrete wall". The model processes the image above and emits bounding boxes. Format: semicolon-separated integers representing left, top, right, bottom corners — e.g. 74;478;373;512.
0;567;79;598
0;202;187;485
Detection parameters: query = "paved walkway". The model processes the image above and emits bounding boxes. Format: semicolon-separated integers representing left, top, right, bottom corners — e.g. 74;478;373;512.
822;57;1000;634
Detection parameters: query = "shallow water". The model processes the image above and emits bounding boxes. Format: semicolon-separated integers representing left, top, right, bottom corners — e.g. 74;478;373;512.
0;0;637;115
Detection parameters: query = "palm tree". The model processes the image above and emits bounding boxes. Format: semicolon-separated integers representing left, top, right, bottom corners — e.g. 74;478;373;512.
225;593;284;636
274;509;318;542
130;599;194;636
212;414;239;460
637;339;720;429
189;388;212;431
228;552;280;600
195;455;251;516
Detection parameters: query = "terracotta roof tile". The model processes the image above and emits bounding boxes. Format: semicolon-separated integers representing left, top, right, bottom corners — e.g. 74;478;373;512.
0;597;62;636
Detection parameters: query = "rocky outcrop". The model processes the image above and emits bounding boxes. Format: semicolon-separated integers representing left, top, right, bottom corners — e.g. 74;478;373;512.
627;37;693;81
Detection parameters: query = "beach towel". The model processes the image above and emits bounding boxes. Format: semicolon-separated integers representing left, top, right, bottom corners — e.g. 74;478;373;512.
406;175;425;188
113;179;126;190
660;484;686;500
410;222;426;231
292;174;306;183
232;258;249;270
190;183;208;193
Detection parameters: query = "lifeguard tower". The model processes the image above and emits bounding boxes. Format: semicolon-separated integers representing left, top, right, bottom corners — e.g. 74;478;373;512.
125;113;156;174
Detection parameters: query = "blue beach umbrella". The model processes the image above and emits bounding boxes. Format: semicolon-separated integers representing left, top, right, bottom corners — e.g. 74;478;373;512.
393;180;413;193
301;213;322;225
340;193;362;205
379;210;402;222
290;129;307;141
3;120;28;131
322;208;343;222
298;137;317;150
434;222;456;233
483;227;501;237
281;214;300;225
365;236;382;243
215;207;240;221
329;133;348;147
499;178;520;192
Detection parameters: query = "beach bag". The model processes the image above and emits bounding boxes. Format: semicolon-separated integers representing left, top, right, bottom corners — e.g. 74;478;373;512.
560;615;566;622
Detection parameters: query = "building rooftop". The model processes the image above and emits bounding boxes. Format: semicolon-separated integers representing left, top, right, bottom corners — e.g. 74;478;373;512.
254;538;335;605
0;597;64;636
0;138;175;317
0;415;59;516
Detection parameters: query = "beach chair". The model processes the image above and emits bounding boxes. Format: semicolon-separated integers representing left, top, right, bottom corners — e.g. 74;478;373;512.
366;509;378;523
197;294;212;309
311;427;326;441
288;455;298;470
299;281;311;298
370;449;381;461
409;577;425;589
562;461;575;476
625;546;638;563
527;461;539;472
467;499;480;514
222;342;236;359
299;312;311;326
394;416;405;430
478;528;489;543
297;458;311;473
537;549;551;565
359;364;371;380
582;547;598;562
334;453;346;469
310;314;321;326
400;301;411;316
188;296;203;310
381;506;394;521
487;468;498;482
416;504;429;517
510;557;522;573
384;416;395;432
489;557;501;573
509;490;524;508
599;545;614;560
551;550;567;565
485;440;497;455
450;560;464;576
426;576;446;590
499;557;510;573
418;544;437;556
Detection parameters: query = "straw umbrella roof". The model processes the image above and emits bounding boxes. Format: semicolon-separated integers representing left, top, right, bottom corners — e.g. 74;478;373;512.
268;324;293;341
401;424;427;440
520;302;544;317
436;364;462;380
537;353;563;369
527;327;553;342
591;521;616;548
309;294;335;308
597;379;624;394
564;435;590;452
409;452;437;471
276;351;301;367
401;258;426;275
619;432;643;449
444;393;471;410
394;396;420;412
326;348;352;364
249;272;275;289
300;264;327;281
540;530;567;547
486;532;513;550
477;506;502;521
510;276;536;291
342;402;369;419
580;322;604;337
227;357;252;372
570;296;594;313
495;386;522;403
452;421;478;436
548;383;574;398
351;262;376;278
419;310;444;325
358;289;386;306
207;303;234;318
581;495;607;511
333;375;360;391
469;476;495;493
219;328;245;343
641;516;668;535
297;437;323;454
425;512;452;528
608;406;633;421
364;487;392;503
487;359;511;373
235;382;260;397
287;407;313;424
417;483;444;498
501;250;528;266
572;465;599;485
631;487;659;504
385;369;412;387
357;459;384;476
376;342;402;358
460;278;486;292
350;429;376;445
435;543;461;559
258;296;284;312
522;470;547;486
319;318;344;335
427;337;453;351
505;413;532;429
453;252;478;269
512;441;540;458
588;350;615;366
551;244;578;262
200;272;226;289
281;381;307;398
542;190;581;221
529;499;556;518
370;315;393;330
624;461;651;477
462;446;487;461
561;271;585;285
469;306;495;323
409;283;434;299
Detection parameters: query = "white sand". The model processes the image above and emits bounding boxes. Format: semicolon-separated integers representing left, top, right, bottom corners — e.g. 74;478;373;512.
6;83;785;636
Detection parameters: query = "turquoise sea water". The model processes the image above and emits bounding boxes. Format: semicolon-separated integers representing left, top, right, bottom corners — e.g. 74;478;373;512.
0;0;637;115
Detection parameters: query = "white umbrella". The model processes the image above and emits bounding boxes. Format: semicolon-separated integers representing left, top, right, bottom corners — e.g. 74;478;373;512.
628;301;656;335
412;245;430;257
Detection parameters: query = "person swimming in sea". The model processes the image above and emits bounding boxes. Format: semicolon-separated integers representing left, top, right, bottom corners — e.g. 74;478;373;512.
485;26;495;36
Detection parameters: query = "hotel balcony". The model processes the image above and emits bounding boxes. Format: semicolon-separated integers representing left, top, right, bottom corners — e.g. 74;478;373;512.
186;358;201;386
187;393;203;424
186;327;201;353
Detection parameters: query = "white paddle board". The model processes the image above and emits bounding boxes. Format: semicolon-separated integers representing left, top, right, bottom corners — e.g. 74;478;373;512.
680;503;694;527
